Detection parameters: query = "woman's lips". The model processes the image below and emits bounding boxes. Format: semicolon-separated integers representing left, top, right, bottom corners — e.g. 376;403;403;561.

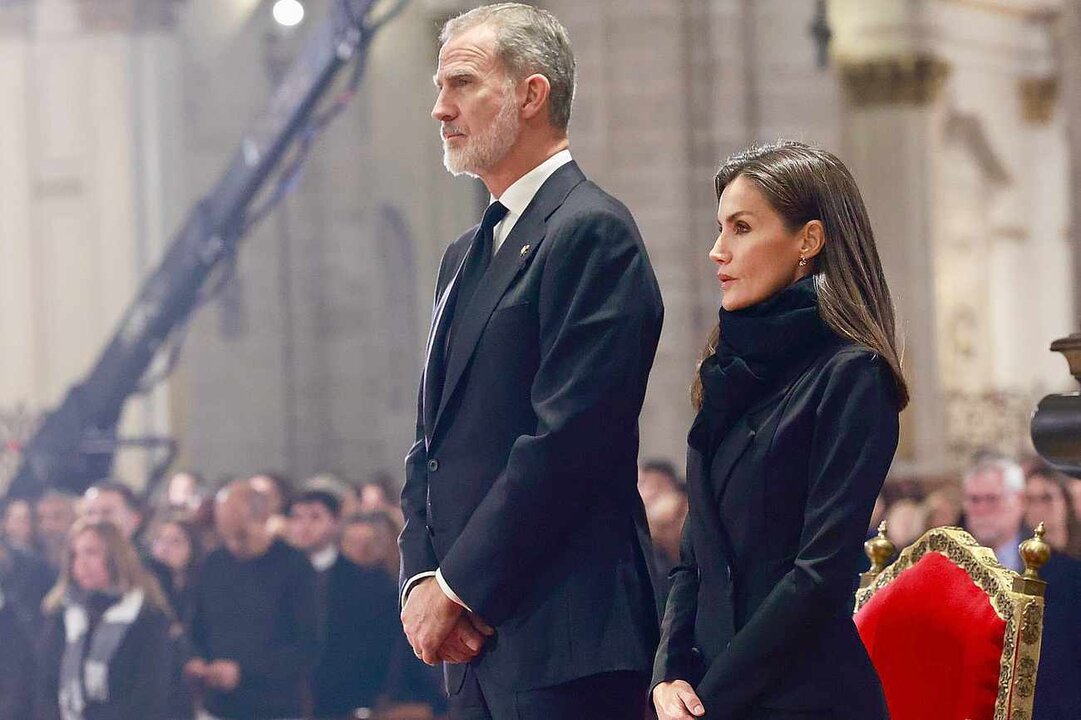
718;274;735;289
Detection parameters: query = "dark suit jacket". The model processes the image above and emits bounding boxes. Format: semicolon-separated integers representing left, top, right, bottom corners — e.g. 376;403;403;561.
1033;552;1081;720
399;160;663;692
653;342;899;719
312;557;398;717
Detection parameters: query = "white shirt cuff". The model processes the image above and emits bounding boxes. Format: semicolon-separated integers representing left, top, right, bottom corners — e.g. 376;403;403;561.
401;571;436;608
436;569;472;612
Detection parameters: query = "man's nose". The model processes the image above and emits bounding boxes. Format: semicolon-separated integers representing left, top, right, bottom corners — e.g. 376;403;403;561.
432;92;454;122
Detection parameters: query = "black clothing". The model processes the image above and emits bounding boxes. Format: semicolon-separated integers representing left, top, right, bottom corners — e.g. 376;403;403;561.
0;597;33;720
311;556;398;718
448;665;649;720
653;281;899;719
189;540;318;719
400;161;663;696
37;595;172;720
0;540;56;634
1033;552;1081;719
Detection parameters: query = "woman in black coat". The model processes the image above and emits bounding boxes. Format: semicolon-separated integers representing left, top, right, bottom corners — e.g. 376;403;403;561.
38;520;173;720
652;142;908;720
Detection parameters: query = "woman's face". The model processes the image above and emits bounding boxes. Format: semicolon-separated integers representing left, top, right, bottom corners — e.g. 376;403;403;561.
710;175;814;311
71;530;112;592
1024;475;1068;549
2;500;34;547
151;522;193;572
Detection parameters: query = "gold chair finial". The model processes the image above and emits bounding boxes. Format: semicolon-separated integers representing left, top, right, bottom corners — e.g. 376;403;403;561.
1020;522;1052;580
1013;522;1051;597
860;521;896;589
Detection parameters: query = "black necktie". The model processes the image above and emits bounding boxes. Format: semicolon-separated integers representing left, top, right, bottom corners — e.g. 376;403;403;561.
445;201;509;352
425;202;509;431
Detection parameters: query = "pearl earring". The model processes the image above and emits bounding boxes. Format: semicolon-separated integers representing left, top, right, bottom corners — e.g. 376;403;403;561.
798;256;808;267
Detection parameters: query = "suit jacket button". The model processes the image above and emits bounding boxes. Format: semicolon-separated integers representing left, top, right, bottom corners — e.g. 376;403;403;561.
427;459;439;473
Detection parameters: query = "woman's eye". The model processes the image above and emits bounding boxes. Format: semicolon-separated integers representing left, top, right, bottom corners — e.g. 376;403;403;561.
735;223;750;234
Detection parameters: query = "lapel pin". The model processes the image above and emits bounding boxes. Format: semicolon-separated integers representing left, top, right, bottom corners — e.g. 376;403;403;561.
520;244;531;257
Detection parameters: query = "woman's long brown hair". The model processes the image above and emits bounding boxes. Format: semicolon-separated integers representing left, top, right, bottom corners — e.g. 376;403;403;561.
692;141;909;410
43;519;171;617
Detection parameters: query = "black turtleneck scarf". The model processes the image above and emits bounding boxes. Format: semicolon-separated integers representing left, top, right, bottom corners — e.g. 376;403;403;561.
689;276;835;461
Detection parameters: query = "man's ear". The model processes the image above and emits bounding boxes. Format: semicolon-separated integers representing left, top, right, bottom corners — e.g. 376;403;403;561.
520;73;551;121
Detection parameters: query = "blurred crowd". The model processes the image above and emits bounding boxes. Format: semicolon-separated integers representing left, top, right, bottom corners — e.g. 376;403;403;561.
0;470;445;720
1;453;1078;720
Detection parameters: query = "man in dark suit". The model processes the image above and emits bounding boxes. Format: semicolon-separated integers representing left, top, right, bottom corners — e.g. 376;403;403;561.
289;489;399;718
398;4;663;719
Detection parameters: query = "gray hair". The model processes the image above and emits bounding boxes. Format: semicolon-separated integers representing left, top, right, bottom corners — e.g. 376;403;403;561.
963;456;1025;495
440;3;576;132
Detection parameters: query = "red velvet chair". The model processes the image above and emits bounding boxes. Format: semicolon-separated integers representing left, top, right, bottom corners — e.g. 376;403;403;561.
854;524;1049;720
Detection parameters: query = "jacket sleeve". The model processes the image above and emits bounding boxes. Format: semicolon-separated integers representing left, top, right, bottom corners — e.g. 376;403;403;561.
437;208;663;624
694;350;899;718
651;521;700;690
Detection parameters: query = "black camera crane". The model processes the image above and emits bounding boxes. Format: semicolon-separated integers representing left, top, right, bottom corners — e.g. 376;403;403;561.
6;0;408;498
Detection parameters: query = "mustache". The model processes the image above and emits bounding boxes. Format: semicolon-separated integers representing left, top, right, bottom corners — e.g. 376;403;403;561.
441;123;466;138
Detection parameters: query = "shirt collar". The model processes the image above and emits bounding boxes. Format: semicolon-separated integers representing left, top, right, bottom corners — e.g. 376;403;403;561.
311;545;338;572
492;149;573;219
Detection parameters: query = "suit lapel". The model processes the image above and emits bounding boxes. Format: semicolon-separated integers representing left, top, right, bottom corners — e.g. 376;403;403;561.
422;241;471;439
432;161;586;440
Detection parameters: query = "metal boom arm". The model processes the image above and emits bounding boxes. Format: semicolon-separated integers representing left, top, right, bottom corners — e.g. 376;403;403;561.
7;0;392;498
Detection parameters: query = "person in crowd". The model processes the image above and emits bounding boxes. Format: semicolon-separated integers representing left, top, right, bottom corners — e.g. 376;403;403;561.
341;511;401;578
148;513;202;720
646;488;688;578
357;473;404;526
1024;465;1081;558
0;579;34;720
923;484;963;529
962;457;1028;571
36;489;79;570
1066;476;1081;527
0;534;56;635
289;490;399;718
303;473;363;518
162;471;208;517
38;520;172;720
81;481;172;595
962;455;1081;719
148;514;203;626
249;471;292;540
883;498;928;548
185;479;318;720
653;142;907;720
400;5;662;718
1;497;39;553
639;459;682;508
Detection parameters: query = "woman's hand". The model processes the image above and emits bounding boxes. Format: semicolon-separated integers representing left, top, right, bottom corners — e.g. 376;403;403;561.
653;680;706;719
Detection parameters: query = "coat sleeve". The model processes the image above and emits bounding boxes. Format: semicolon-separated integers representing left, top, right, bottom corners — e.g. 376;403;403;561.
694;350;899;718
651;521;700;690
437;208;663;625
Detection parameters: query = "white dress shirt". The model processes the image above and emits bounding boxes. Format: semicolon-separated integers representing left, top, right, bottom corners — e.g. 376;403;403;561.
403;149;574;611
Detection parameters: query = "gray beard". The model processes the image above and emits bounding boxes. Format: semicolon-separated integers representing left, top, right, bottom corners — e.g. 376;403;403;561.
442;99;521;177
